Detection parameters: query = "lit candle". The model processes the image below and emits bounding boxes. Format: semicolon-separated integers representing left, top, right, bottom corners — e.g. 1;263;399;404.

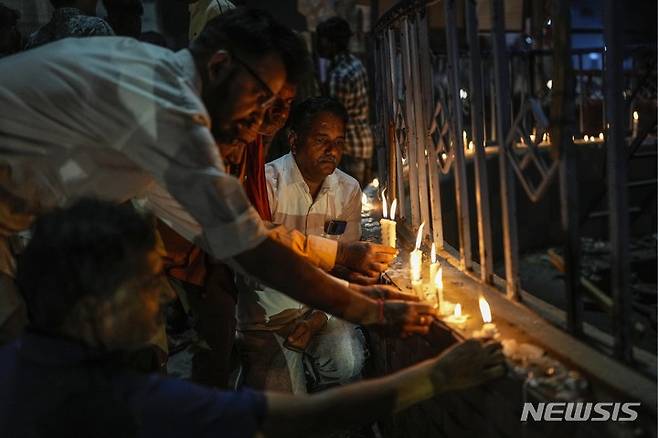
434;266;445;314
462;130;467;148
409;222;425;298
380;189;397;248
444;303;468;329
632;111;639;138
598;132;604;141
474;296;499;338
584;134;589;142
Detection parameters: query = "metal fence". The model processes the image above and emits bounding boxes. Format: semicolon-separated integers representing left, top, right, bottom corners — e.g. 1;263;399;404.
371;0;656;364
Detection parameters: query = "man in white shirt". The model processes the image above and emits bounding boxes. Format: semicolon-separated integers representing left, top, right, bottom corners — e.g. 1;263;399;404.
0;8;436;342
237;97;371;393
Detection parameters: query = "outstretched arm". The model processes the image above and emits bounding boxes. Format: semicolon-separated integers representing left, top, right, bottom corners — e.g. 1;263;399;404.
233;235;435;335
260;339;505;438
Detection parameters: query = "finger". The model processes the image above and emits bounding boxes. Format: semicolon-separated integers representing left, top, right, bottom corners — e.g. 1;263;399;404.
387;290;420;302
367;262;389;273
370;244;397;255
483;341;503;353
482;364;507;380
402;324;431;335
486;350;506;365
351;273;380;285
406;302;439;318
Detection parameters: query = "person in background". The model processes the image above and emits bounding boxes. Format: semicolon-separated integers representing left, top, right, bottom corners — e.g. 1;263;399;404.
0;198;505;437
24;0;114;49
186;0;235;42
0;4;20;58
316;16;374;187
237;97;381;394
103;0;143;38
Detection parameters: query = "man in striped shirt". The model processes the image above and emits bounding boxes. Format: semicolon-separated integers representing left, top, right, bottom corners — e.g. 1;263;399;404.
317;16;374;187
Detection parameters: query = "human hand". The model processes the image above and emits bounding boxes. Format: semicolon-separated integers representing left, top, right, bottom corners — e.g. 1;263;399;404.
336;241;397;276
430;339;506;392
284;312;328;352
376;300;437;337
331;265;380;285
351;284;420;302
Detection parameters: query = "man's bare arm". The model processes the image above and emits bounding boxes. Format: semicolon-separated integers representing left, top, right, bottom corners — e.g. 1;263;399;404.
260;340;506;438
233;235;435;334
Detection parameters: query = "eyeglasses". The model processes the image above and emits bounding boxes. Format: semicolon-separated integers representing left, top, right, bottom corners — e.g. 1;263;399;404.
231;53;277;110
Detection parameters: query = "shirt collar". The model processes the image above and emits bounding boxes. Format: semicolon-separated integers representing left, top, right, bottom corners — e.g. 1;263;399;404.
282;152;338;196
173;49;203;96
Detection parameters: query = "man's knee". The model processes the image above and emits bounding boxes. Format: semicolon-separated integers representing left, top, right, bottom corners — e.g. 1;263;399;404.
310;320;366;383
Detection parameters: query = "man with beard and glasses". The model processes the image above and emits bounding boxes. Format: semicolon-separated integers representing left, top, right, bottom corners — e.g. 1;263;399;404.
0;199;505;437
236;97;379;394
0;8;434;348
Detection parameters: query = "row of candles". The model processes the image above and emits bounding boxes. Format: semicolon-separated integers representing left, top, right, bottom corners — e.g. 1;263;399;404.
379;189;498;338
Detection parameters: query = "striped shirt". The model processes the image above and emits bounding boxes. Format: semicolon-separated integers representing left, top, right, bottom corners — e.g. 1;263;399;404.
327;53;374;159
0;37;267;265
236;152;361;330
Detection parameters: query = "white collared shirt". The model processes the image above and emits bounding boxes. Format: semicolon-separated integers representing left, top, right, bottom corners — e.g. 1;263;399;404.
236;152;361;330
0;37;267;262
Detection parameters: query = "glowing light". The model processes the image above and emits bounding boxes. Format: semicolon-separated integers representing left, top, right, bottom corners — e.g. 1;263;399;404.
361;193;368;205
468;141;474;151
584;135;590;142
371;178;380;188
479;296;492;324
441;152;448;160
381;188;388;218
633;111;639;121
431;242;437;264
546;79;553;90
459;89;468;99
598;132;604;141
415;222;425;250
390;199;397;221
454;303;462;318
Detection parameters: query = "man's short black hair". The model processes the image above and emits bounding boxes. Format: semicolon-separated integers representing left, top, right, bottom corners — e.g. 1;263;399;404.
288;96;349;138
316;16;352;52
16;199;156;332
0;4;20;27
191;7;309;86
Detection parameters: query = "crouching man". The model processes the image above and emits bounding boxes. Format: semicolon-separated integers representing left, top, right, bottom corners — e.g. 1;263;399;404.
0;199;505;437
237;97;372;393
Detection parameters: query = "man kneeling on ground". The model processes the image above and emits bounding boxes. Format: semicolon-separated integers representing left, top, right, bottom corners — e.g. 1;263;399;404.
0;199;505;437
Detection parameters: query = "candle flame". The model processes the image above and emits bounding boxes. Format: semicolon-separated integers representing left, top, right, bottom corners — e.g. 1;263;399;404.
415;222;425;250
431;242;436;264
390;199;397;221
434;266;443;290
633;111;639;121
468;141;474;151
479;296;492;323
584;134;589;142
599;132;604;140
381;188;388;219
454;303;461;317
